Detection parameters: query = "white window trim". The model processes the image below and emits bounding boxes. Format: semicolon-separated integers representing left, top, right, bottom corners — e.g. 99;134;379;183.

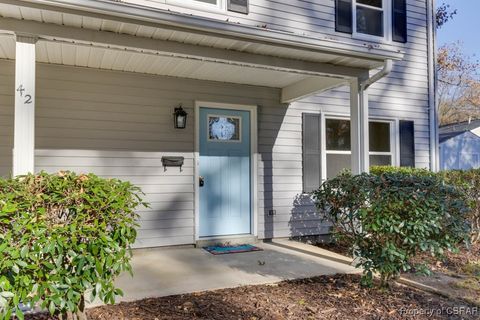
322;114;398;180
352;0;392;43
166;0;226;13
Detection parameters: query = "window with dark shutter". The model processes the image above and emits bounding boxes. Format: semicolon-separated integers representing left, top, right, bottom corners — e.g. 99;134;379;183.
227;0;249;14
335;0;353;34
302;114;322;193
392;0;407;42
399;120;415;167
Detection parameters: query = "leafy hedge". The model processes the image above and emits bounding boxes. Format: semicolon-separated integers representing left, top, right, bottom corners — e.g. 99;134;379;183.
370;166;436;177
0;172;146;320
441;169;480;243
314;171;470;287
372;166;480;243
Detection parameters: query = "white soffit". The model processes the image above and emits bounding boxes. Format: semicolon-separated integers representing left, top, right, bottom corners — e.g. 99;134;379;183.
0;2;386;70
0;34;315;88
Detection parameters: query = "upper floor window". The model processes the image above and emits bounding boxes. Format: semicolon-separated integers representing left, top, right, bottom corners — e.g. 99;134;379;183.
355;0;385;38
166;0;223;11
335;0;407;43
165;0;249;14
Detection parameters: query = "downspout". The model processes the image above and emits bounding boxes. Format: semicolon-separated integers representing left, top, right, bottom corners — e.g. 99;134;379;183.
427;0;438;171
360;59;393;91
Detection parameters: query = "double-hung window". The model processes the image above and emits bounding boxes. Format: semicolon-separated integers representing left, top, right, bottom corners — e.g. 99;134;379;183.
165;0;249;14
354;0;385;38
335;0;407;43
324;118;395;179
166;0;224;11
302;114;415;193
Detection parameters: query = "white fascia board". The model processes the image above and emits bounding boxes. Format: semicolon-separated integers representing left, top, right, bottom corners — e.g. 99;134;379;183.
11;0;404;62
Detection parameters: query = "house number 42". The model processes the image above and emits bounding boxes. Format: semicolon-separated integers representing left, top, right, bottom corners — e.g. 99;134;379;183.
16;85;32;104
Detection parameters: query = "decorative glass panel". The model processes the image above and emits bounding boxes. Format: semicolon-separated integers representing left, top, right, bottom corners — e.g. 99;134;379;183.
356;6;384;37
369;122;391;152
208;116;240;141
327;154;351;179
326;119;351;151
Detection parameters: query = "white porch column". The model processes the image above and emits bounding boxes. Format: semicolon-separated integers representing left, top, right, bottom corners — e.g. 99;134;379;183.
350;78;370;175
13;34;37;176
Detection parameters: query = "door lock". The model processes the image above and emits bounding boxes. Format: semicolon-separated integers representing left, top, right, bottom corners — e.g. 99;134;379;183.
199;176;205;187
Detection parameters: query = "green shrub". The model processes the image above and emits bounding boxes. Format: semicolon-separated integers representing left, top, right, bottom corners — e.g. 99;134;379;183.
442;169;480;243
314;171;470;287
0;172;146;320
370;165;436;177
372;166;480;244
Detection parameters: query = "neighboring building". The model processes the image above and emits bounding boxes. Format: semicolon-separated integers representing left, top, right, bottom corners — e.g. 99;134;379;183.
440;120;480;170
0;0;437;248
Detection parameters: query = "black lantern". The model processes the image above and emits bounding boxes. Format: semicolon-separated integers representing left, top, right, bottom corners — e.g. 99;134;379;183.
173;105;188;129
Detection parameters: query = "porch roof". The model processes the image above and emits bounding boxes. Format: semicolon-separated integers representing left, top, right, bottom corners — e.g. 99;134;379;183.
0;0;404;102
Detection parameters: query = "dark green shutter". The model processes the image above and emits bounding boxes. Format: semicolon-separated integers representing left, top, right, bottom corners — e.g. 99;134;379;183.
392;0;407;43
303;113;322;193
335;0;353;34
399;120;415;167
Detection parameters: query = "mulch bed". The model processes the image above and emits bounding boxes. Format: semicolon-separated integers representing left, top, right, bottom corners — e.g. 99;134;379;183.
409;243;480;276
316;241;351;257
318;240;480;306
405;243;480;305
27;274;478;320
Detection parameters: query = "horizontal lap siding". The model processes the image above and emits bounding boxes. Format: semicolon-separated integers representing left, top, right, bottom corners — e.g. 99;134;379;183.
258;101;326;239
124;0;431;168
0;62;13;177
27;61;333;242
0;59;332;243
0;0;431;244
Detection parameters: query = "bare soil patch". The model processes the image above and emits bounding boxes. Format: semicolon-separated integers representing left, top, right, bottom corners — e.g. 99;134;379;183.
27;274;478;320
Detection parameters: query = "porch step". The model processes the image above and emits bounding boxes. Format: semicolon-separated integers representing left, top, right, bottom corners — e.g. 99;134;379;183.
196;235;258;248
269;238;354;266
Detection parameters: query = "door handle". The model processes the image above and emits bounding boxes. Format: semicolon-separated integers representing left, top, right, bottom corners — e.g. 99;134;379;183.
199;176;205;187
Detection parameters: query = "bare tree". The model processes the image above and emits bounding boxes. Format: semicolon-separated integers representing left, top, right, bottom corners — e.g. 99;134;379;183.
437;42;480;125
436;2;457;29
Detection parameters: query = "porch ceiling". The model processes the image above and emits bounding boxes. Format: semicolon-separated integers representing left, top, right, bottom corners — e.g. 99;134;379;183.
0;34;317;88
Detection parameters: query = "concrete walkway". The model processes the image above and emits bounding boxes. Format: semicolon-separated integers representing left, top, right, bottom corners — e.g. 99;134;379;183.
103;241;359;305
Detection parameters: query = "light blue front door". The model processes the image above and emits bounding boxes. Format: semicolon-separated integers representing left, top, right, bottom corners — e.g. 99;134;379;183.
199;107;251;237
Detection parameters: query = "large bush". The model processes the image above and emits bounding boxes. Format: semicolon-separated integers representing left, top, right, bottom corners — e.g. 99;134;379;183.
442;169;480;243
372;166;480;244
314;171;470;287
0;172;146;320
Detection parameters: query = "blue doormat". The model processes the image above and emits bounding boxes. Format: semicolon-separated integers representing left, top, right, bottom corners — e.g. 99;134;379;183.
203;244;263;255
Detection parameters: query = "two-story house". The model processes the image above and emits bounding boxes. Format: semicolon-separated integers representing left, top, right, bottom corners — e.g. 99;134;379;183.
0;0;437;248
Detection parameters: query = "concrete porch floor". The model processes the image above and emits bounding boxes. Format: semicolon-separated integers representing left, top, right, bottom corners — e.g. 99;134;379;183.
102;240;359;305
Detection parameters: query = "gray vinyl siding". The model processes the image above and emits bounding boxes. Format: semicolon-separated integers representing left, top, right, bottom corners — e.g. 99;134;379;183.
0;0;432;244
0;61;13;177
29;61;280;248
123;0;432;169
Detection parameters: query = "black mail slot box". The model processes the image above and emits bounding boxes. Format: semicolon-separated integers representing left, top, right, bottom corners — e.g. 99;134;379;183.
161;156;184;169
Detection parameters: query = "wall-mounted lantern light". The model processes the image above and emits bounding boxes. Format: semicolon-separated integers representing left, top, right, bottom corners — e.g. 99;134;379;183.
173;105;188;129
